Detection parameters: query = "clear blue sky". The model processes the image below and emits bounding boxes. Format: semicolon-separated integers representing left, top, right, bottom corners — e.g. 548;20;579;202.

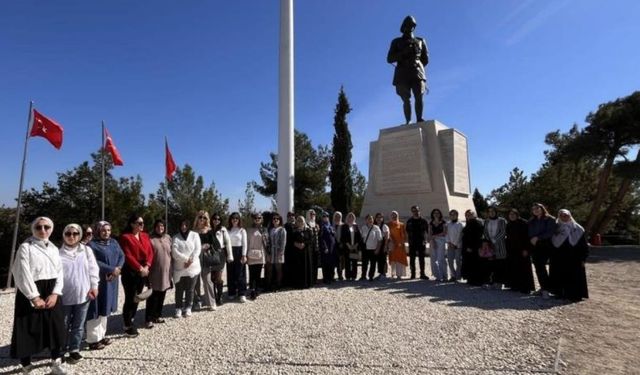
1;0;639;211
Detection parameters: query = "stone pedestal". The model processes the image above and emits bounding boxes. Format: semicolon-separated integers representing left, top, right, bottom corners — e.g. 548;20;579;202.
360;120;475;220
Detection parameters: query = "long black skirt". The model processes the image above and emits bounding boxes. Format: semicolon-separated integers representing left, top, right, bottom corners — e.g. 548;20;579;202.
11;278;66;359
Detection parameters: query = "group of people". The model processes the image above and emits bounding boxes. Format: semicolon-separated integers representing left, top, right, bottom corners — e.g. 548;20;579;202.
10;203;589;374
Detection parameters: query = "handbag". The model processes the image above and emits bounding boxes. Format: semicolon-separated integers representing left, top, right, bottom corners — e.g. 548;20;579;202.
247;249;264;262
202;249;223;268
134;286;153;303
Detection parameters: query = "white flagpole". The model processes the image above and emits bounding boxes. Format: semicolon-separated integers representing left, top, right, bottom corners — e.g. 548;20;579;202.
277;0;295;218
164;136;169;232
101;121;105;221
6;101;34;289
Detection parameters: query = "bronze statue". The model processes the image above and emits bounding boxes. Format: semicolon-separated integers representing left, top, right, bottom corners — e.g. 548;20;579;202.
387;16;429;124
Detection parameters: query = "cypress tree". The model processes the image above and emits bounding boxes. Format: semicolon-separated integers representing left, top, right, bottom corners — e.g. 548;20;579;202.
330;86;353;214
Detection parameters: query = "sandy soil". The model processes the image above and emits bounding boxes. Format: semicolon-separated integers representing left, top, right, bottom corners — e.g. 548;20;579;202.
558;246;640;374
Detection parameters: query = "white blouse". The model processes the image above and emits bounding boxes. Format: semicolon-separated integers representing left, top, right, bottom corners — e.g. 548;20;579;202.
13;237;64;300
228;227;248;256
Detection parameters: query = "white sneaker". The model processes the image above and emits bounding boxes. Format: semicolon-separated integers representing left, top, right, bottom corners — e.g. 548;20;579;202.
174;309;182;318
184;308;192;317
211;303;218;311
50;358;68;375
21;364;33;374
239;296;247;303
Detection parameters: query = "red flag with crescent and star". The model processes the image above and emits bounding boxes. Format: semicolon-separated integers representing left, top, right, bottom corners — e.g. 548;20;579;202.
29;109;64;149
104;127;124;166
165;138;177;181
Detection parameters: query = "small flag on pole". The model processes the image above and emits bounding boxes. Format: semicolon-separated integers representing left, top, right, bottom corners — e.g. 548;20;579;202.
29;109;64;149
104;127;124;166
165;138;177;181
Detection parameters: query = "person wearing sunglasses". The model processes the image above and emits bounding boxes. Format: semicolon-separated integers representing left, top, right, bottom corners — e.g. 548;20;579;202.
80;225;93;245
59;223;99;364
11;217;67;374
210;214;232;306
227;212;248;302
86;221;124;350
119;213;154;336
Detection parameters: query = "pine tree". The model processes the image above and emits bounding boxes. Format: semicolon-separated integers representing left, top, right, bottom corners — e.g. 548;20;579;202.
330;86;353;214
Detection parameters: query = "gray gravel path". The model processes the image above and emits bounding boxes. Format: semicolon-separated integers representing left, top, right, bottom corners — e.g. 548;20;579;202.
0;274;565;374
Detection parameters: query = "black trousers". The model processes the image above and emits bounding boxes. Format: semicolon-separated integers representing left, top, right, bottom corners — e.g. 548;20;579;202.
121;269;145;328
227;246;247;297
377;251;388;275
346;258;358;280
361;250;377;279
145;290;167;323
409;243;426;277
532;240;551;291
248;264;263;293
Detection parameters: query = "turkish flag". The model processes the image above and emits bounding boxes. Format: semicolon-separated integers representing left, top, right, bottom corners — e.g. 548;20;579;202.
104;127;124;166
165;139;177;181
29;109;64;149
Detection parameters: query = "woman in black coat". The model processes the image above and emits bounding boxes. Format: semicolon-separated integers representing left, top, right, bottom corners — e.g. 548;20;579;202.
506;209;535;294
550;209;589;302
461;210;484;286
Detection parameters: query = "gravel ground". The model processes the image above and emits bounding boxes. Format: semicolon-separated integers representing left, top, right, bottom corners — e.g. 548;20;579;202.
0;266;571;375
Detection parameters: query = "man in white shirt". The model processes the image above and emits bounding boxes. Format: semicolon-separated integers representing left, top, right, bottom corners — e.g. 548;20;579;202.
446;210;464;281
360;214;383;281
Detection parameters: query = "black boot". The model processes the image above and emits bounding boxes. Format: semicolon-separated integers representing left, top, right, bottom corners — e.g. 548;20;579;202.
215;283;223;306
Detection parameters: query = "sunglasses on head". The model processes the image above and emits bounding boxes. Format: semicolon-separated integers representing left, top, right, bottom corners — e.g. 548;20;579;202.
35;225;51;231
64;232;80;237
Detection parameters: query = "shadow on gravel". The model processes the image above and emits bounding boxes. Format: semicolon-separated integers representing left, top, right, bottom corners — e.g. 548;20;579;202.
587;246;640;264
323;279;568;311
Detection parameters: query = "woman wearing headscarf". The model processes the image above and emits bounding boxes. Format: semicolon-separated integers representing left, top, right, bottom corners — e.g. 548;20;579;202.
59;223;99;364
291;216;314;288
267;213;286;291
483;206;507;289
551;209;589;302
528;203;557;298
172;219;202;317
194;211;218;310
145;219;173;327
505;209;534;294
387;211;408;279
306;209;320;285
119;213;154;336
211;213;233;305
11;217;67;374
461;210;484;286
86;221;124;350
340;212;362;281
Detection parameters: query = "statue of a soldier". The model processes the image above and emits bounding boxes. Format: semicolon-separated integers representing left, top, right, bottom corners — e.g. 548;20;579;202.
387;16;429;124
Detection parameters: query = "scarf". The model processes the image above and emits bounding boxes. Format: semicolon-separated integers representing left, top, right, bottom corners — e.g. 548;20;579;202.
551;211;585;248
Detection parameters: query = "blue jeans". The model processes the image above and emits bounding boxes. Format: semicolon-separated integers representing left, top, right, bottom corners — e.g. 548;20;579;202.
64;301;90;352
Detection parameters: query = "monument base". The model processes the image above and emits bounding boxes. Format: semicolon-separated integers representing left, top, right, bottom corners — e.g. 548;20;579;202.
360;120;475;221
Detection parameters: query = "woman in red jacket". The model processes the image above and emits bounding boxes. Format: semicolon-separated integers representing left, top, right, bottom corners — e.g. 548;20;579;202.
119;213;154;337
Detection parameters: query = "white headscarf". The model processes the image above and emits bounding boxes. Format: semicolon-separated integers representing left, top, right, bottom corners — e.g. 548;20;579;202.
552;209;585;247
30;216;54;242
306;209;316;228
61;223;83;251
